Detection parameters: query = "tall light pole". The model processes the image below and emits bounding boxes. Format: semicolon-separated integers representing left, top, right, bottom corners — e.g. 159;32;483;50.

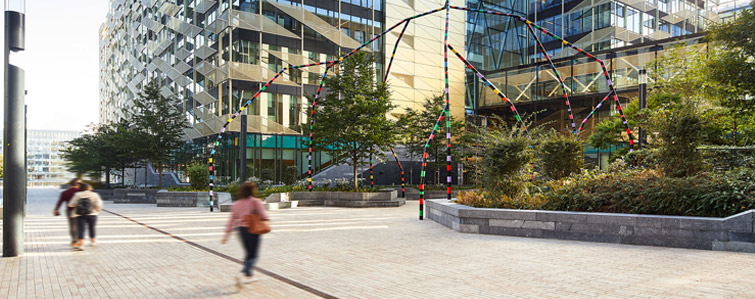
638;69;647;149
239;108;247;183
4;0;27;258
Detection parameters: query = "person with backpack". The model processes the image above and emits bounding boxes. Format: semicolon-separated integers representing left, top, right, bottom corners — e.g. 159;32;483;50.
68;183;104;250
221;182;270;291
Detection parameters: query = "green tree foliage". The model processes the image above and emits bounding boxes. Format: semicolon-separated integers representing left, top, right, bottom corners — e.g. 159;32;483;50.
399;94;466;184
62;123;138;186
707;2;755;95
538;132;584;180
305;52;398;191
130;80;190;187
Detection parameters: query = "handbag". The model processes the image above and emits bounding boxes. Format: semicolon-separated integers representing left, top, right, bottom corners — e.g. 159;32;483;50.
245;199;270;235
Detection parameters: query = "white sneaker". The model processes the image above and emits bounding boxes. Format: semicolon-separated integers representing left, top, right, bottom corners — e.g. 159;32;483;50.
242;276;259;284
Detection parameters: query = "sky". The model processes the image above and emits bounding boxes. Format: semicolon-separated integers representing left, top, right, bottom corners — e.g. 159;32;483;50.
1;0;109;133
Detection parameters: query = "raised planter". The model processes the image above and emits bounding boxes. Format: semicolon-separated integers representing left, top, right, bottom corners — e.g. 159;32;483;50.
112;189;159;204
93;189;114;201
156;191;231;208
427;199;755;253
220;190;405;212
289;190;404;208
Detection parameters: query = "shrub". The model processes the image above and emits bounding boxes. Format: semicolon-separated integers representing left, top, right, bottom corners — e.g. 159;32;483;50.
187;162;209;191
655;105;703;177
260;168;275;182
284;166;299;185
540;168;755;217
538;132;583;179
482;134;532;198
455;189;546;210
623;148;658;169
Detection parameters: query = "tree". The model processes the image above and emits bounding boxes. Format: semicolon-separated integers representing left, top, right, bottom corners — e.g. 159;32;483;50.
61;123;140;188
399;95;466;184
706;2;755;95
306;52;398;191
129;80;190;187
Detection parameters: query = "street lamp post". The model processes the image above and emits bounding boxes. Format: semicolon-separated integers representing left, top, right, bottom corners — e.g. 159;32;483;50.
239;109;247;183
3;0;27;258
638;69;647;149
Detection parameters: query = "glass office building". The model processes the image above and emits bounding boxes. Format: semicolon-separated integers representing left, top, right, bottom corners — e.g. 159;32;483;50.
464;0;719;131
26;130;82;187
99;0;465;183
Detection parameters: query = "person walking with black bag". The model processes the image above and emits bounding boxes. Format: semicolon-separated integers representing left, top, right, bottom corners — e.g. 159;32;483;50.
68;183;104;250
221;182;270;291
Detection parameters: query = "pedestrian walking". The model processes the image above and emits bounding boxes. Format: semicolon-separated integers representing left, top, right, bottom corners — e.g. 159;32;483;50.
68;183;104;251
53;178;81;246
221;182;270;291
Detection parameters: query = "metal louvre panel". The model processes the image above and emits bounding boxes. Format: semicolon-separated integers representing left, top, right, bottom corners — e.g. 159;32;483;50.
230;10;299;39
175;48;191;61
184;127;203;139
127;82;140;95
194;91;216;106
195;0;218;15
174;75;192;87
615;28;642;42
228;62;299;86
195;60;218;76
167;68;182;81
266;0;364;50
159;2;181;16
182;24;203;38
160;86;175;99
195;121;214;136
156;39;173;55
194;45;217;60
174;60;191;74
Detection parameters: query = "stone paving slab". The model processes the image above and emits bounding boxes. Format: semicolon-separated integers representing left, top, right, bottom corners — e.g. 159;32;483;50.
3;189;755;298
0;189;318;299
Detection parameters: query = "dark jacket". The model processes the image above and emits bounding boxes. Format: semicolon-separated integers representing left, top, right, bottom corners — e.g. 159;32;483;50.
55;187;80;212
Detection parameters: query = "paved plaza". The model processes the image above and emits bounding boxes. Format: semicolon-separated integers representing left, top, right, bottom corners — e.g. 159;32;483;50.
2;188;755;298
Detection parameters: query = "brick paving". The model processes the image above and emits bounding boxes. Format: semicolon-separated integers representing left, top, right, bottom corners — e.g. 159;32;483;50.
3;188;755;298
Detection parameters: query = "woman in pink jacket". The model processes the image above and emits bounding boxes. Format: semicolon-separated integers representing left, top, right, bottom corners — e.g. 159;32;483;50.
222;182;269;289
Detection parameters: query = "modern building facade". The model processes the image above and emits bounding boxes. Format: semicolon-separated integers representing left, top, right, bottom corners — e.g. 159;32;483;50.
464;0;719;131
99;0;465;183
26;130;82;187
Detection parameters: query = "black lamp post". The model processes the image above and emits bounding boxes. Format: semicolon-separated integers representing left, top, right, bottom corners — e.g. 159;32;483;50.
3;0;27;258
638;69;647;149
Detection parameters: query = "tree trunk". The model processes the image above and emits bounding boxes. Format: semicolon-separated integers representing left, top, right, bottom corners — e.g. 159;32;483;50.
158;164;163;188
353;157;359;192
121;169;125;187
105;167;111;189
133;167;137;188
144;164;148;189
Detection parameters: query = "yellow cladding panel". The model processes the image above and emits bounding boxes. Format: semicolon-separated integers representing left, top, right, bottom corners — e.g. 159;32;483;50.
384;0;466;120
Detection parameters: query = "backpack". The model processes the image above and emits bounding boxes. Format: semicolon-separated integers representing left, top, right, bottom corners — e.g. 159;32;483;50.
75;197;94;216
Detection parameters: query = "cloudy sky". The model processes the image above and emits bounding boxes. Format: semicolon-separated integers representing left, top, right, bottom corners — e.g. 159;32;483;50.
2;0;108;132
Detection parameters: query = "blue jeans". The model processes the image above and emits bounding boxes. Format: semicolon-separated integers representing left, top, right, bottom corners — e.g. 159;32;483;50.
238;226;260;276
